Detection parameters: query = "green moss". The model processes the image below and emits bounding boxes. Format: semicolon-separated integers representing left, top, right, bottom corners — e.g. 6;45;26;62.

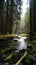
20;33;29;37
5;53;14;60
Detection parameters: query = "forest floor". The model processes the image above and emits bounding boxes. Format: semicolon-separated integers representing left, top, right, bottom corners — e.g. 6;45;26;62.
0;34;36;65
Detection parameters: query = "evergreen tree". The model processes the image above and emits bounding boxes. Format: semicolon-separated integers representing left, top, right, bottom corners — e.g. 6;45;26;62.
0;0;22;34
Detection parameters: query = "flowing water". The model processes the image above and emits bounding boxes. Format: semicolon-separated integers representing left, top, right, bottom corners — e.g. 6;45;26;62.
14;36;27;52
0;36;27;64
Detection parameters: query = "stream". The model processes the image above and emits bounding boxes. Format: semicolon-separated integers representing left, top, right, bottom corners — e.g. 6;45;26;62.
0;35;35;65
0;35;27;64
14;36;27;52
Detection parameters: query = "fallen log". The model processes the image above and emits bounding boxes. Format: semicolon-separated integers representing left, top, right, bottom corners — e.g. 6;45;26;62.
5;53;14;61
15;51;27;65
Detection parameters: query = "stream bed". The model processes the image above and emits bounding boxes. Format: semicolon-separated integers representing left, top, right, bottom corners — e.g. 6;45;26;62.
0;35;36;65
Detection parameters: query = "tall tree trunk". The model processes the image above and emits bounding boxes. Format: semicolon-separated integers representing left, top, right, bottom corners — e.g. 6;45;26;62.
1;0;4;34
7;0;13;34
5;0;8;34
30;0;33;41
9;0;12;34
0;0;2;34
30;0;36;41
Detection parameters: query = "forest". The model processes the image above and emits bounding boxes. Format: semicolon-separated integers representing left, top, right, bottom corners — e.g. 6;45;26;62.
0;0;36;65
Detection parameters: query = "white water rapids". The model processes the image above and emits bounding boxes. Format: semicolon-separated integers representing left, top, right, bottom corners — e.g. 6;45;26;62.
14;36;27;52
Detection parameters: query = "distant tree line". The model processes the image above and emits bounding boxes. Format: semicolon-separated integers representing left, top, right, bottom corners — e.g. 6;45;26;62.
24;8;30;34
22;0;36;41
